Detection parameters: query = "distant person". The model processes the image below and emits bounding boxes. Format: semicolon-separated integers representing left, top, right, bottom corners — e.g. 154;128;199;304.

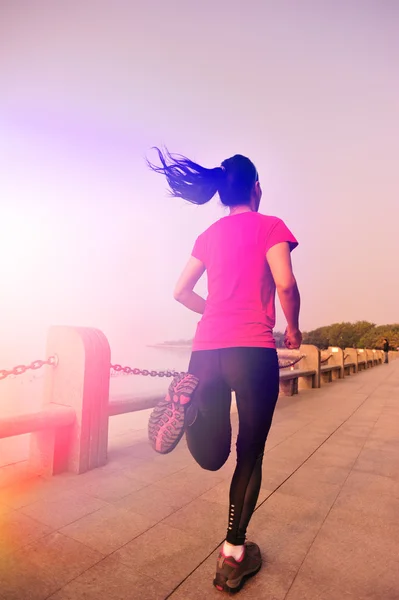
383;338;389;363
147;149;301;593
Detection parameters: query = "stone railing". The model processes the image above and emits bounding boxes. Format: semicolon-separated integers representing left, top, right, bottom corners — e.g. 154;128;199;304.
0;326;396;479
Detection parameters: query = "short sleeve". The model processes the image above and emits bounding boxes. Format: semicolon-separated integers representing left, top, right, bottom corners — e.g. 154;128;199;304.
265;218;298;254
191;231;207;264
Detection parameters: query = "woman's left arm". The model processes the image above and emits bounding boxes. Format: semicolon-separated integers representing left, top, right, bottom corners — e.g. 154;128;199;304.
173;256;206;314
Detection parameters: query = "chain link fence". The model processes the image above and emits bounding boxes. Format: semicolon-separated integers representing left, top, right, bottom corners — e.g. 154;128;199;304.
0;357;58;382
1;353;305;384
110;354;305;377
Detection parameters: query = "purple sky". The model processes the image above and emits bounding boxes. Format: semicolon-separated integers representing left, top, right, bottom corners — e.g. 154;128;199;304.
1;0;398;362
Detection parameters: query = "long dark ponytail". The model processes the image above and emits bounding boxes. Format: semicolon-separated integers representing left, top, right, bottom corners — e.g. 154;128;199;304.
147;147;258;207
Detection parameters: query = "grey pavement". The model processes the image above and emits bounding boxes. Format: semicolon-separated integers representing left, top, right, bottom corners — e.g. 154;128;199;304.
0;360;398;600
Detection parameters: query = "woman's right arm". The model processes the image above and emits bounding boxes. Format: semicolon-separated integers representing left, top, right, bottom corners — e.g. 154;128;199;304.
173;256;206;314
266;242;302;348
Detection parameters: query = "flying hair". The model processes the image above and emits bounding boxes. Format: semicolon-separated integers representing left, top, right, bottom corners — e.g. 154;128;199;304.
147;147;258;207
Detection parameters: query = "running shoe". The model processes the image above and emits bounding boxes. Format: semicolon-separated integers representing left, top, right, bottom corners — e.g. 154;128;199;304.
148;373;199;454
213;542;262;593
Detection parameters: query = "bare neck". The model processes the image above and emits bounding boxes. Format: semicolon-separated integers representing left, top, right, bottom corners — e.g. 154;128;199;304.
229;205;253;216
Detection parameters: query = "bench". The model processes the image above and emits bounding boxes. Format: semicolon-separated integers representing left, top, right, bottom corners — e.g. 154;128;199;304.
279;369;317;396
0;405;76;476
344;361;356;375
372;353;381;366
109;367;319;409
108;394;164;416
0;405;75;439
320;364;343;383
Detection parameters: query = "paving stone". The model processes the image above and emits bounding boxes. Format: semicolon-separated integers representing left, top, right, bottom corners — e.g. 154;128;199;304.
116;457;187;485
60;503;154;553
261;465;297;490
121;439;164;460
286;504;399;599
115;481;194;521
278;470;341;506
0;510;52;558
306;441;361;467
0;502;12;516
200;477;273;510
151;466;224;502
47;555;170;600
0;461;34;490
286;572;366;599
0;532;103;600
293;462;350;486
339;469;399;500
250;491;327;532
165;548;222;600
114;523;215;588
333;487;399;525
247;491;328;577
0;474;78;509
71;469;149;502
19;489;108;529
163;498;228;544
353;447;399;480
366;437;399;454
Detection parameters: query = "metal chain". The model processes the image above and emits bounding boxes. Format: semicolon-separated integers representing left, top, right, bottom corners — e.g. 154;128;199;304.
320;354;332;364
1;353;306;383
279;355;305;369
0;356;58;382
110;364;185;378
110;354;305;377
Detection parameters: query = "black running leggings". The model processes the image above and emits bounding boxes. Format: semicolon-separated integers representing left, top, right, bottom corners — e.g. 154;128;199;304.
186;347;279;545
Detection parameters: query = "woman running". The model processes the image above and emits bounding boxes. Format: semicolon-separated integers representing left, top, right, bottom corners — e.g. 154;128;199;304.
148;149;302;593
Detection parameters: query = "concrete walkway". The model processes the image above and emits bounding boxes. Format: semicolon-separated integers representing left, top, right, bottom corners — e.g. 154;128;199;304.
0;360;398;600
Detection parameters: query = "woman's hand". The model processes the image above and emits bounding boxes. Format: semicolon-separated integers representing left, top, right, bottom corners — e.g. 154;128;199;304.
284;328;302;350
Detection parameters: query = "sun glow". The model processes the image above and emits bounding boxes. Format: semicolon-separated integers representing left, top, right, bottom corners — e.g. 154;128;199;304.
1;208;50;286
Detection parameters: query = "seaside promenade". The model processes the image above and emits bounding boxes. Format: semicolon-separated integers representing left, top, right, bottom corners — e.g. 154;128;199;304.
0;347;398;599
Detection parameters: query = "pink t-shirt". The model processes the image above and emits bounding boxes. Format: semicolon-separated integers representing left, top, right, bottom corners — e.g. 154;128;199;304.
191;212;298;351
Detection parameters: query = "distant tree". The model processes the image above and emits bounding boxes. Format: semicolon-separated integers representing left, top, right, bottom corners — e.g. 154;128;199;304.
331;321;375;348
162;339;193;346
274;331;285;348
351;321;376;346
302;326;330;349
303;321;378;349
162;323;399;352
359;324;399;350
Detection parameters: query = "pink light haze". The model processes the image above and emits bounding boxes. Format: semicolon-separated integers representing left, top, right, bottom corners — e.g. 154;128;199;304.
0;2;398;368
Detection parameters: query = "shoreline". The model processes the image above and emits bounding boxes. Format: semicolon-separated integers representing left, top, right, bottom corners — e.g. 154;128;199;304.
147;344;192;350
